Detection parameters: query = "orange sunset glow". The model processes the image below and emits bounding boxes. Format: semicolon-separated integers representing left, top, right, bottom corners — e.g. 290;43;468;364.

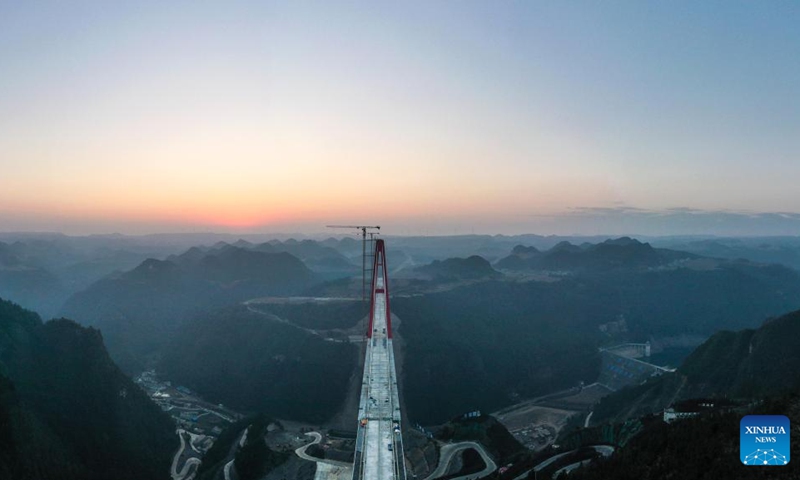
2;2;800;236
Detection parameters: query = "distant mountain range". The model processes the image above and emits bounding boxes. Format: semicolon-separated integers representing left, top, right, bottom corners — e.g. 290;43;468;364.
60;245;317;372
7;232;800;478
58;236;800;424
6;232;800;321
0;235;361;322
414;255;501;281
0;241;65;318
168;238;358;275
0;237;172;319
652;236;800;271
495;237;695;272
393;241;800;423
0;298;176;479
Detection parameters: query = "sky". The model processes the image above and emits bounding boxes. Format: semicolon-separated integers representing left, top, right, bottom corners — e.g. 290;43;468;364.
2;1;799;236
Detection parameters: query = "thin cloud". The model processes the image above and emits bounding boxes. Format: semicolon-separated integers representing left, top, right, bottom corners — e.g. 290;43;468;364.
524;207;800;236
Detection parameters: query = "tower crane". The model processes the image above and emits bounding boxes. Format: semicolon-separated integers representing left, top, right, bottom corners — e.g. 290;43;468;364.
326;225;380;301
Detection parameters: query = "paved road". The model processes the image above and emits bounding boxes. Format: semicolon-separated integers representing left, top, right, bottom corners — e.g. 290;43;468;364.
224;426;252;480
224;460;235;480
170;428;200;480
170;429;187;478
185;430;206;454
295;432;354;468
171;429;201;480
553;458;593;477
245;304;324;336
551;447;615;477
513;445;615;480
584;411;594;428
424;442;497;480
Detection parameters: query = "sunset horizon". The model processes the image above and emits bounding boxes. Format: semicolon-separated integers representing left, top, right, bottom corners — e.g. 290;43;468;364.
3;2;800;237
4;3;800;478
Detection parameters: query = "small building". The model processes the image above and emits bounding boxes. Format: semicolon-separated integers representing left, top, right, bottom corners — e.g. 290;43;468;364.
663;408;698;423
663;399;719;423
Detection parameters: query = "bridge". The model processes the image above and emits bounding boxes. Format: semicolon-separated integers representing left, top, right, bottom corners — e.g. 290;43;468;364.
598;342;675;391
600;342;651;359
352;239;407;480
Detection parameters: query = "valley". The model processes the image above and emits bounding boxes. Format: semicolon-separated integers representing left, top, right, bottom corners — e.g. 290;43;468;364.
5;233;800;479
6;5;800;478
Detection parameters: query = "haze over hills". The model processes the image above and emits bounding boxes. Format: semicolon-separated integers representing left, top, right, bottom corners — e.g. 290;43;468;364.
412;255;501;281
0;298;177;479
0;234;187;319
495;237;694;272
5;232;800;318
5;2;800;478
61;245;317;372
2;231;800;480
650;236;800;272
383;239;800;424
0;241;66;319
0;234;362;322
168;239;359;277
6;231;800;477
253;239;357;275
48;236;800;425
392;260;800;424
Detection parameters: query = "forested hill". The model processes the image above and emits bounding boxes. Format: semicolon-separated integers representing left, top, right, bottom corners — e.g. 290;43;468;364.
394;259;800;424
414;255;501;281
495;237;686;272
561;309;800;479
0;298;177;479
593;308;800;425
159;305;358;423
679;309;800;397
565;395;800;480
60;246;316;373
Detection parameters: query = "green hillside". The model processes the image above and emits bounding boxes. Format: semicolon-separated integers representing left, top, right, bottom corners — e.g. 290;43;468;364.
0;298;177;479
61;246;316;372
160;305;358;423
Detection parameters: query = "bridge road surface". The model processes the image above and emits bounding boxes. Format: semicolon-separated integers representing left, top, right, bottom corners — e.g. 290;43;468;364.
352;240;406;480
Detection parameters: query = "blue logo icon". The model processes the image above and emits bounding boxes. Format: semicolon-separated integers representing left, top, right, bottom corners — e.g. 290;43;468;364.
740;415;790;466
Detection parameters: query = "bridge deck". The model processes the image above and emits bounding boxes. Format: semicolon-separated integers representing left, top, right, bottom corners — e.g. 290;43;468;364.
353;242;405;480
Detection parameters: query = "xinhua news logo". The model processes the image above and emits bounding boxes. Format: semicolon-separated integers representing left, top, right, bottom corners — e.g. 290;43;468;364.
740;415;790;466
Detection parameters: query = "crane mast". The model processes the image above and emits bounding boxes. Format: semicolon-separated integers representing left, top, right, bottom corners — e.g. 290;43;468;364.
326;225;381;301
